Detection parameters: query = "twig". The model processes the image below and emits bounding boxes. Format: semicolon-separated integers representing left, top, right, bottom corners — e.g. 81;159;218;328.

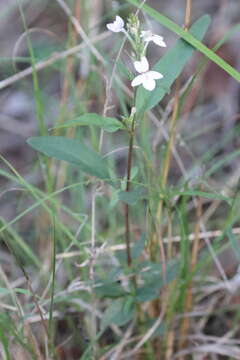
174;344;240;359
48;216;57;357
0;32;109;90
89;188;102;358
127;306;166;356
111;321;135;360
179;188;202;352
184;0;192;30
55;0;106;65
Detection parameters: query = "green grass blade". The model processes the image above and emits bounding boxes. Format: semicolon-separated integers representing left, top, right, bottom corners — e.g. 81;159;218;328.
0;217;41;268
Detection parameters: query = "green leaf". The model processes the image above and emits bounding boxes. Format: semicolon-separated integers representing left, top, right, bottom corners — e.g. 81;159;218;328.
127;0;240;82
136;284;160;303
135;260;179;302
132;233;146;259
118;186;147;205
95;282;127;298
53;113;125;133
27;136;111;181
136;15;211;112
101;298;135;330
95;267;127;298
116;233;146;264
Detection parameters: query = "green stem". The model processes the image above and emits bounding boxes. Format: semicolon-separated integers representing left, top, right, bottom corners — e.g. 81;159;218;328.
124;119;135;267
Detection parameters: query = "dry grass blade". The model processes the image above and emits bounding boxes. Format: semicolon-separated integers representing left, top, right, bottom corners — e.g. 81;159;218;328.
174;344;240;359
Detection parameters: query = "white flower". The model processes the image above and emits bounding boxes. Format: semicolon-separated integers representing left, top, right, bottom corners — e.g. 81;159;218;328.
106;15;124;33
131;56;163;91
133;56;149;73
141;30;166;47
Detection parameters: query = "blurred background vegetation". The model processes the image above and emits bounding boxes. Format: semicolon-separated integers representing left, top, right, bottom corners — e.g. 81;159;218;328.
0;0;240;359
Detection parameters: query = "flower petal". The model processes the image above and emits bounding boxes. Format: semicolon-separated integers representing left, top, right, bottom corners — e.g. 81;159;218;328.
106;23;116;32
106;16;124;32
147;71;164;80
116;16;124;28
134;56;149;73
142;77;156;91
152;35;166;47
131;74;144;87
140;30;152;41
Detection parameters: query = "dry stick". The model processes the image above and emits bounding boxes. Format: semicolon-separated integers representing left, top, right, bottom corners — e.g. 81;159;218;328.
23;268;49;338
165;214;174;360
132;306;166;355
111;321;135;360
184;0;192;30
0;32;109;90
99;37;126;150
55;0;106;65
12;28;60;72
102;226;240;250
165;329;175;360
178;191;202;353
89;190;98;358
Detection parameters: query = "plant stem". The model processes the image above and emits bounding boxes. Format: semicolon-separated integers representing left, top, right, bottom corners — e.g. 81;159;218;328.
124;120;135;267
90;189;98;358
49;215;57;358
184;0;192;30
